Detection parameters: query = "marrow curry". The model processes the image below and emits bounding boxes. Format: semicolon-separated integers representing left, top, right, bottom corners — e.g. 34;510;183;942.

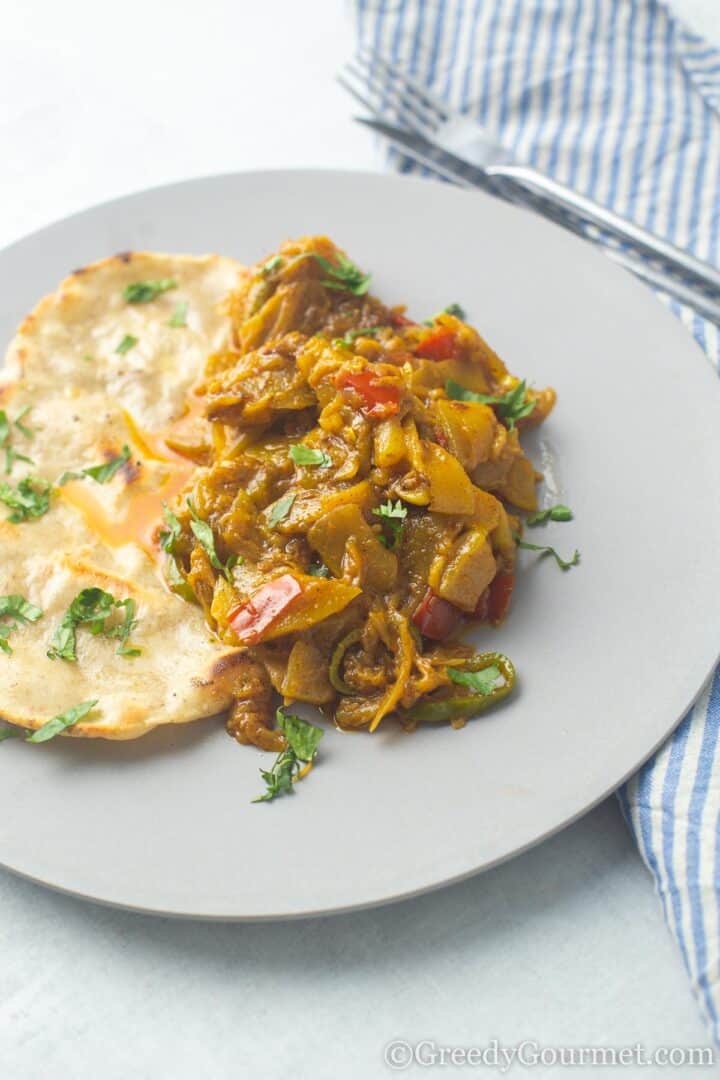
161;236;557;753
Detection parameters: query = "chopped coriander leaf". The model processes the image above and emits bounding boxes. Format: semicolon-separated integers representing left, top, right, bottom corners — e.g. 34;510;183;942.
312;252;371;296
373;498;407;550
0;725;22;741
13;406;34;439
48;588;119;661
253;708;324;803
423;303;467;327
47;587;141;661
261;255;284;276
374;499;407;521
0;409;35;473
333;326;381;348
446;379;486;401
377;529;403;551
187;498;238;581
513;533;580;571
289;444;332;468
103;598;141;656
168;301;188;328
27;699;99;743
0;476;51;523
116;334;138;355
159;503;183;553
58;445;131;486
56;470;83;485
77;445;130;484
254;748;295;802
4;447;34;474
526;504;573;526
47;622;76;661
446;378;536;430
0;595;43;623
267;492;296;528
447;664;502;695
123;278;177;304
281;710;324;760
0;594;43;656
308;562;330;578
82;354;95;363
164;554;195;602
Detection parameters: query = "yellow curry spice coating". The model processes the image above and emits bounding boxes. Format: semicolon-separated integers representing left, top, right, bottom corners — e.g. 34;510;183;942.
165;236;556;748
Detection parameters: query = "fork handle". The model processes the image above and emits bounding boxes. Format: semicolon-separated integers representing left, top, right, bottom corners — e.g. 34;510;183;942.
488;163;720;297
377;132;720;325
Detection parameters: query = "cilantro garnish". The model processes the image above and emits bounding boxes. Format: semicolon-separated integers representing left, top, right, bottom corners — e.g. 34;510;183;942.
187;498;238;581
103;598;141;656
312;252;371;296
2;446;34;474
164;553;195;602
267;492;296;528
513;534;580;571
446;379;536;430
308;562;331;578
372;499;407;550
423;303;467;327
0;594;43;656
58;445;131;486
253;708;324;803
0;476;51;523
447;665;502;695
0;408;35;474
167;301;188;328
47;588;141;661
289;444;332;468
526;504;573;526
333;327;381;348
115;335;138;355
84;446;131;483
158;505;196;600
123;279;177;304
159;503;183;553
26;700;99;743
13;407;34;440
261;255;284;276
424;302;468;327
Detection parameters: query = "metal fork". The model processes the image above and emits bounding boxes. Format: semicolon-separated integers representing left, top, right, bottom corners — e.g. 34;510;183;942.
341;46;720;300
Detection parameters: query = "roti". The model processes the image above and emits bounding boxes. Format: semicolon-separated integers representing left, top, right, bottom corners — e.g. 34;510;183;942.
0;251;251;739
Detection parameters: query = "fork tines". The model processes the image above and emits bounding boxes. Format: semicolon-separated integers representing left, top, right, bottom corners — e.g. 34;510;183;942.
339;46;449;136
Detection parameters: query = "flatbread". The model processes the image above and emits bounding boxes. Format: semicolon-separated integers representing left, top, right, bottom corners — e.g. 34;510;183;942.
0;252;250;738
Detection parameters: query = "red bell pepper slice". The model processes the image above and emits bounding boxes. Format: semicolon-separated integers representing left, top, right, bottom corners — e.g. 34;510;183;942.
337;370;400;418
475;572;515;626
412;589;464;641
415;326;457;361
228;573;303;645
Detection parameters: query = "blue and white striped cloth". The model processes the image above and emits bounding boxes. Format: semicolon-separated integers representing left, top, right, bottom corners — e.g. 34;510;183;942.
354;0;720;1043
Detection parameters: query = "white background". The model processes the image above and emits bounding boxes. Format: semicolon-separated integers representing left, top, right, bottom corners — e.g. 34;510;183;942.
1;2;718;1077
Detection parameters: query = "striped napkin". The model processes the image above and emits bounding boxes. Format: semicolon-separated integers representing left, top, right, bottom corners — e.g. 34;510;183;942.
354;0;720;1043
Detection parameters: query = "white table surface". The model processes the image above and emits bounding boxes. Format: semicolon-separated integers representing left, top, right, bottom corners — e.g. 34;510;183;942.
1;2;718;1077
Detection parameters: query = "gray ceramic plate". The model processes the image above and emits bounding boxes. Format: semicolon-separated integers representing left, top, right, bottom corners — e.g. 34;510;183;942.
1;170;720;919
